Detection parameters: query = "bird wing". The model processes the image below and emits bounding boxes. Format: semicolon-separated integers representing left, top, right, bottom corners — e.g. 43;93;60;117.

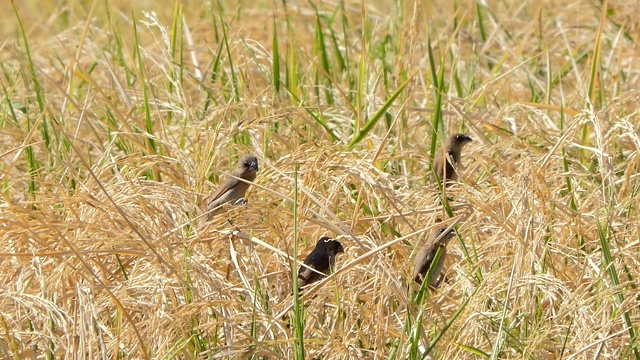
413;243;437;283
202;177;239;211
297;248;330;287
428;246;447;287
433;150;445;180
444;152;458;180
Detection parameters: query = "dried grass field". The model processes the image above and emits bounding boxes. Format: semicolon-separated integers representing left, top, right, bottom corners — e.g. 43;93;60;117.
1;0;640;359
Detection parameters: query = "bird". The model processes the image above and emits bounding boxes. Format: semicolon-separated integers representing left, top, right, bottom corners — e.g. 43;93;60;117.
433;133;473;186
297;237;345;292
413;226;456;288
201;154;259;221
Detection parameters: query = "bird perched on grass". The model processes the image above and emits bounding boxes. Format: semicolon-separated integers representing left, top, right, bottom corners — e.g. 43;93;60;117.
413;227;456;288
297;237;345;292
433;133;473;186
202;154;259;221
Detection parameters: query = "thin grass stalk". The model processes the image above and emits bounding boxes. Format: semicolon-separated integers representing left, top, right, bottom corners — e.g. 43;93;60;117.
475;1;487;43
313;10;334;105
312;17;321;100
587;0;607;106
280;0;299;102
408;269;436;359
545;51;552;104
597;220;640;359
427;33;442;158
356;39;365;138
328;6;346;73
559;106;583;252
424;287;479;358
287;26;298;101
452;52;463;98
132;13;161;182
1;82;20;128
11;4;41;198
217;0;240;102
202;19;226;114
455;343;490;358
272;16;281;94
348;78;409;148
583;0;608;143
167;1;181;125
292;165;305;359
209;15;224;85
1;83;38;199
12;0;50;152
339;1;354;102
408;245;446;359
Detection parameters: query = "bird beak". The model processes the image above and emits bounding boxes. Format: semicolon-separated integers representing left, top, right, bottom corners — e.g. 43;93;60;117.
443;230;455;240
249;161;259;172
337;244;345;253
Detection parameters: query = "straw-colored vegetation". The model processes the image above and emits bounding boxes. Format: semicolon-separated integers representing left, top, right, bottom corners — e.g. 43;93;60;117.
1;0;639;358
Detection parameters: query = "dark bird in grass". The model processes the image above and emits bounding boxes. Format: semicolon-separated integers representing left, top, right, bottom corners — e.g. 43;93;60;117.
433;133;473;186
413;227;456;288
202;154;259;221
297;237;345;292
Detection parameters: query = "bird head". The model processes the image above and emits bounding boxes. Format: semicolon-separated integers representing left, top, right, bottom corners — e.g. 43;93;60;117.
239;154;259;173
317;236;345;254
432;227;456;244
446;133;473;152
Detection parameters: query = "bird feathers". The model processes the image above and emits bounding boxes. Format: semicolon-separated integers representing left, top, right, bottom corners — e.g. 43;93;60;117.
433;133;473;185
202;154;258;220
297;237;344;290
413;227;455;286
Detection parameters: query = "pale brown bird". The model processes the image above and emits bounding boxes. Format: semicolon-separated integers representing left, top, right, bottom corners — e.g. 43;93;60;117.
202;154;259;221
297;237;345;292
433;133;473;186
413;227;456;288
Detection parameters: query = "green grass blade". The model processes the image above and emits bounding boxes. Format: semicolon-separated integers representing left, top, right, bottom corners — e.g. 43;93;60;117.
132;12;160;182
272;15;281;94
313;10;334;105
587;1;606;107
12;0;50;152
217;0;240;102
582;0;607;143
423;287;478;358
475;1;487;43
597;220;640;360
455;343;490;358
426;32;442;158
408;247;444;360
292;165;305;359
287;26;299;100
168;0;180;101
348;78;409;148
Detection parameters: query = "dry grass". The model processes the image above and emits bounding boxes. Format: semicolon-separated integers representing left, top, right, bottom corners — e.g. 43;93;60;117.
1;0;640;358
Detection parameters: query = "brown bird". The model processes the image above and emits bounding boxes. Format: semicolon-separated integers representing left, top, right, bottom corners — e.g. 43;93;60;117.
433;133;473;186
297;237;345;291
413;227;456;288
202;154;259;221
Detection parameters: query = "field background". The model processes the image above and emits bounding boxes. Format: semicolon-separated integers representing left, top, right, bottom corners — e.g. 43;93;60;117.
1;0;639;359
